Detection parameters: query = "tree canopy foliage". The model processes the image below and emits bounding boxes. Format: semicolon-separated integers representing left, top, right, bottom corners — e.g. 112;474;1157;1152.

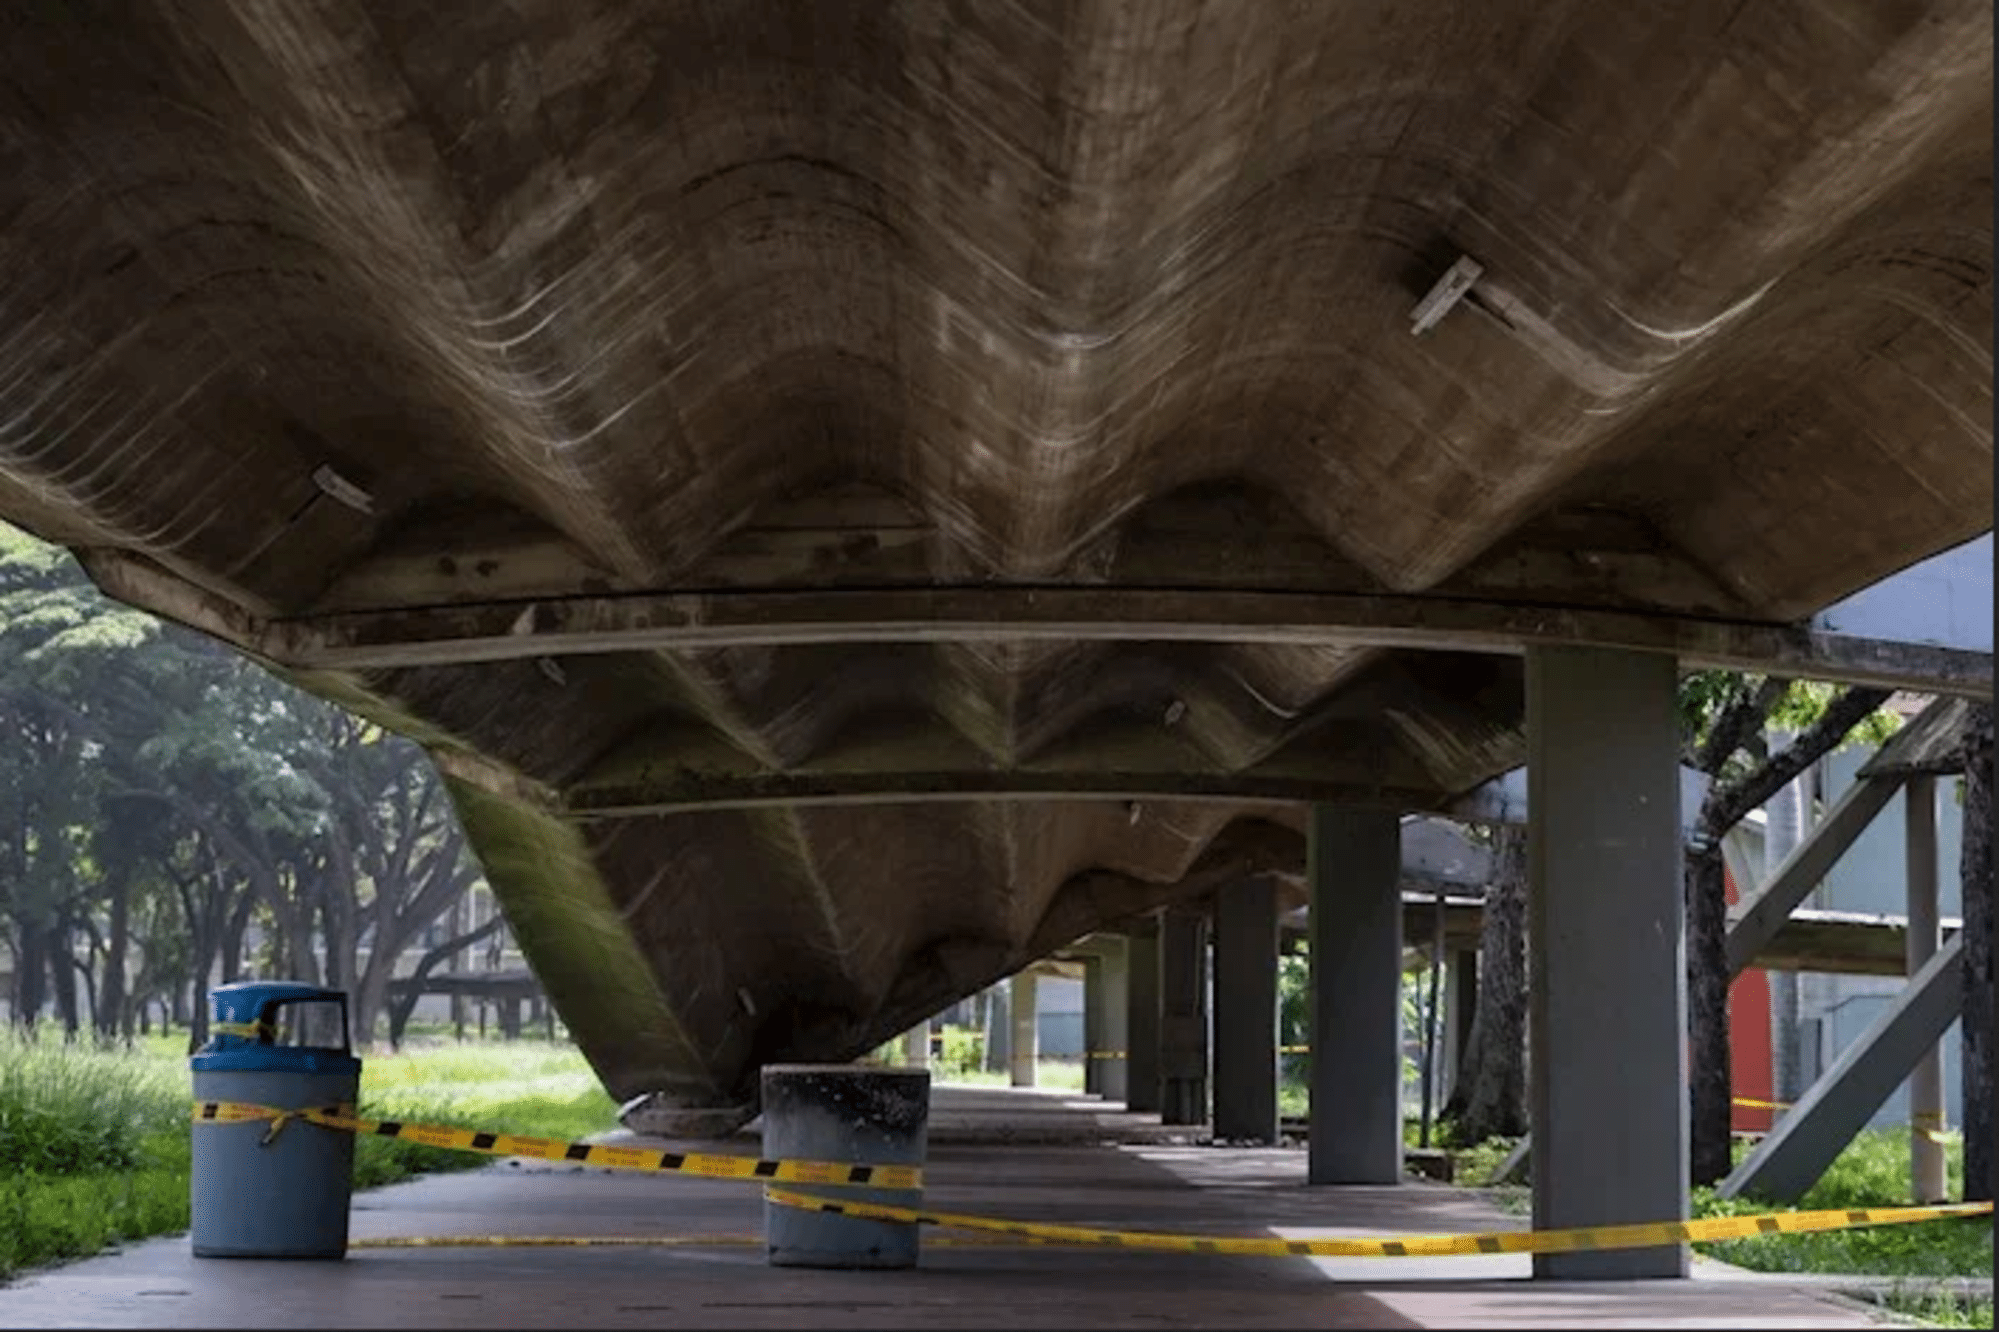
0;523;486;1048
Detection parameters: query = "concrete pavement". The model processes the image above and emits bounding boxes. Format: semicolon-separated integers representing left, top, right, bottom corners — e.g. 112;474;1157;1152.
0;1088;1893;1329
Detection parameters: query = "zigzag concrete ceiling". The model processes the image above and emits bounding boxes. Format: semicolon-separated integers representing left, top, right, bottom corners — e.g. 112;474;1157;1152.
0;0;1990;1126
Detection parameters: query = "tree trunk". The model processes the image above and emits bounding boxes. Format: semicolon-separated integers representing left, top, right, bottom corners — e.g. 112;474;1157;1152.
387;915;502;1048
48;925;79;1038
1680;682;1891;1187
1442;823;1528;1142
1685;840;1733;1186
220;892;251;983
97;867;131;1041
1961;703;1992;1203
12;918;46;1030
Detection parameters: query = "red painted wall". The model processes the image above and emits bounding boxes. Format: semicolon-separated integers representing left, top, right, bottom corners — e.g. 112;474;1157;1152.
1725;862;1775;1133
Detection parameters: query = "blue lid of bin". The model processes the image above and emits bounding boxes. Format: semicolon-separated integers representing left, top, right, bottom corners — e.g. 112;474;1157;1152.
191;981;360;1076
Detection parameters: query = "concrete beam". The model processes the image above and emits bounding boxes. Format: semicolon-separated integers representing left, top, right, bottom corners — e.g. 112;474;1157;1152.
564;768;1450;819
1719;937;1966;1204
1308;805;1403;1185
1213;878;1280;1144
1726;774;1904;977
86;551;1995;697
1527;646;1687;1280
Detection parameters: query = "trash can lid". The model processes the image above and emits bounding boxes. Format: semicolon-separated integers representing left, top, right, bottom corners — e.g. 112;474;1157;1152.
210;980;346;1018
193;981;359;1074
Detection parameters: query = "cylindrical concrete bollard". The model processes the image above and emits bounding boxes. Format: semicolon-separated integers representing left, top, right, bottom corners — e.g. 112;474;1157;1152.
190;982;361;1259
761;1064;930;1269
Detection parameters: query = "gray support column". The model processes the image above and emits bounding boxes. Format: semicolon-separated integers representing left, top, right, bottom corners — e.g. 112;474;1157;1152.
1308;805;1404;1184
901;1017;931;1069
1127;918;1162;1113
1213;878;1280;1144
1083;956;1106;1096
1009;972;1038;1088
984;982;1010;1073
1099;936;1131;1104
1527;646;1688;1280
1905;776;1947;1202
1159;906;1210;1125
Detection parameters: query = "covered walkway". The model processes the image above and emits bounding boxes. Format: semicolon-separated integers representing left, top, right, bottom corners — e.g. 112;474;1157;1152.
0;1088;1887;1329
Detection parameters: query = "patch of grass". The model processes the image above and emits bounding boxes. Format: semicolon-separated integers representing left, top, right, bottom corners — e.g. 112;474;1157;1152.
1694;1127;1989;1279
1865;1287;1996;1329
0;1034;186;1174
932;1059;1088;1092
1449;1134;1526;1187
0;1034;617;1283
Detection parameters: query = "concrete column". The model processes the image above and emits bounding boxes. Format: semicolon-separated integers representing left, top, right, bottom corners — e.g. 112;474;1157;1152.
1083;956;1105;1096
1159;907;1209;1125
1308;805;1404;1184
1098;936;1131;1104
1008;972;1038;1087
1906;776;1948;1203
984;982;1010;1073
1127;918;1162;1114
1527;646;1688;1280
901;1017;931;1070
1213;878;1280;1143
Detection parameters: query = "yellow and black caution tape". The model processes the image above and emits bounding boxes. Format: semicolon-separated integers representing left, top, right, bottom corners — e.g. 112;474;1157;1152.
354;1234;764;1249
1912;1109;1960;1145
350;1233;1083;1250
210;1020;273;1040
1086;1046;1310;1059
192;1101;923;1190
761;1188;1992;1259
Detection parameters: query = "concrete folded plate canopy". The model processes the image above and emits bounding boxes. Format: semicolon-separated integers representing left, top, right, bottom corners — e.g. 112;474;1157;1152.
0;1;1988;1131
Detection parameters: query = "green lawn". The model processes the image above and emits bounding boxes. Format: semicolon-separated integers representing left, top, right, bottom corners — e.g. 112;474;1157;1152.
931;1059;1088;1093
0;1033;616;1281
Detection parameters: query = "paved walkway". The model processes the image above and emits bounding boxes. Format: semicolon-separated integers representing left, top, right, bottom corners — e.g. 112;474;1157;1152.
0;1087;1891;1329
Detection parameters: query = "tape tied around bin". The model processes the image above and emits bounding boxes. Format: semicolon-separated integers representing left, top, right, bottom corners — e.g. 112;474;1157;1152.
192;1100;923;1189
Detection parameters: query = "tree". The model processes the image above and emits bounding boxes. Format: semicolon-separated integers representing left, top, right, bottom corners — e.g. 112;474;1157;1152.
1679;674;1898;1185
1442;822;1527;1143
1961;703;1991;1203
0;523;486;1047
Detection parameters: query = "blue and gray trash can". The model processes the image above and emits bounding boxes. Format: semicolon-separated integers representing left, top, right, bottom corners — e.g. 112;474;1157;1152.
190;982;362;1259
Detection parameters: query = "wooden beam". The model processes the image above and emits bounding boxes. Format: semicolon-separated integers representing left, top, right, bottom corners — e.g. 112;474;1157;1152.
1726;774;1904;977
1856;696;1974;779
1718;937;1966;1203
